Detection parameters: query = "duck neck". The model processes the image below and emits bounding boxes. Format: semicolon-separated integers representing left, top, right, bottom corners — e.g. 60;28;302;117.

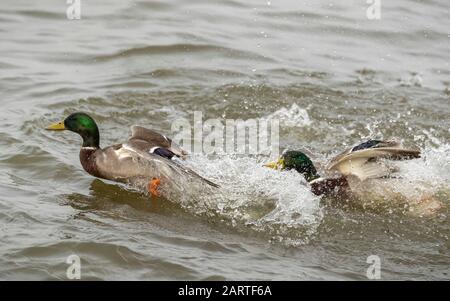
292;163;320;183
81;130;100;148
303;171;321;183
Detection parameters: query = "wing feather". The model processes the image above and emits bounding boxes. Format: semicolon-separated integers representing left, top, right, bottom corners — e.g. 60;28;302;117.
100;143;218;188
129;125;188;159
328;140;420;181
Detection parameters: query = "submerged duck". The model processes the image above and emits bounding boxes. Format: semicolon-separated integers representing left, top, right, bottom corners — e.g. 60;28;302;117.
46;112;218;197
265;140;442;215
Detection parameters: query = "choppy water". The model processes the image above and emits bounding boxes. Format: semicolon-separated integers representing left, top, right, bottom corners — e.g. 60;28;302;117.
1;0;449;280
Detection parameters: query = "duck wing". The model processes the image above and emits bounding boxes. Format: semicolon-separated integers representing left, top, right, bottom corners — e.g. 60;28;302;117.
169;159;220;188
94;143;218;188
327;140;420;181
127;125;188;159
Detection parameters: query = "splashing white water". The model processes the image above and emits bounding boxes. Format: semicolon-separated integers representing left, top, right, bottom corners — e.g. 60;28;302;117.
399;143;450;185
263;103;312;127
181;154;323;244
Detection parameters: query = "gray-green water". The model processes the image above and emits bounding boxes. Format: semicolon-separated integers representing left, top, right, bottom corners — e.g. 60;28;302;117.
0;0;449;280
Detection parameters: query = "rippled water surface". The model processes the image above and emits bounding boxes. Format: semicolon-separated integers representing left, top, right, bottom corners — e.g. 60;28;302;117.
0;0;449;280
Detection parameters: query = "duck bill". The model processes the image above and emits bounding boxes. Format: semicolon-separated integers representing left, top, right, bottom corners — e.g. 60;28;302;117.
263;158;284;170
46;121;65;130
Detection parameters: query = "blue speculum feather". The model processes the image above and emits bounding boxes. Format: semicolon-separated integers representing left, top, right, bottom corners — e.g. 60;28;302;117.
351;139;382;152
153;147;176;159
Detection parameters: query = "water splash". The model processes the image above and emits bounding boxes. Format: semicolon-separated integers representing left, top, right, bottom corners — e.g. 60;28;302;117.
263;103;312;128
399;73;423;87
180;154;323;245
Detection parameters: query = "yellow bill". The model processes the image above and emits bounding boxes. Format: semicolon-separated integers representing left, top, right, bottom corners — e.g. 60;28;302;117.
46;121;65;130
263;158;284;170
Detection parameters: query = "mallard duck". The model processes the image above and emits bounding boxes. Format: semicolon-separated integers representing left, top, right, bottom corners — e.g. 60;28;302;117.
46;112;218;197
265;140;442;215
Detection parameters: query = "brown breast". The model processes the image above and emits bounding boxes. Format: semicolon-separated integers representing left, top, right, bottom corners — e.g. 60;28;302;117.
310;176;349;196
79;147;101;178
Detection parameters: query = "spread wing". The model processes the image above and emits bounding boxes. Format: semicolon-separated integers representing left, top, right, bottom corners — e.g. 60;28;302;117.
127;125;188;159
95;143;218;188
327;140;420;181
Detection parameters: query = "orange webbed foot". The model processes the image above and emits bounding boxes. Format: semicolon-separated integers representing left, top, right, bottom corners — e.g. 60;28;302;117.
148;178;161;197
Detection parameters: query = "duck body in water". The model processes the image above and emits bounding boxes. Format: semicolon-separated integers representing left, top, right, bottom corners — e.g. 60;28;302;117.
46;112;218;197
265;140;443;216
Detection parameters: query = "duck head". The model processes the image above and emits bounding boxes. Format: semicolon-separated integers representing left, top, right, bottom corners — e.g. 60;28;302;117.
46;112;100;148
264;150;320;182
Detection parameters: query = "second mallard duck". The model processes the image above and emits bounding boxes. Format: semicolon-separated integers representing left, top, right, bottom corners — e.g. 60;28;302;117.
46;112;218;197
